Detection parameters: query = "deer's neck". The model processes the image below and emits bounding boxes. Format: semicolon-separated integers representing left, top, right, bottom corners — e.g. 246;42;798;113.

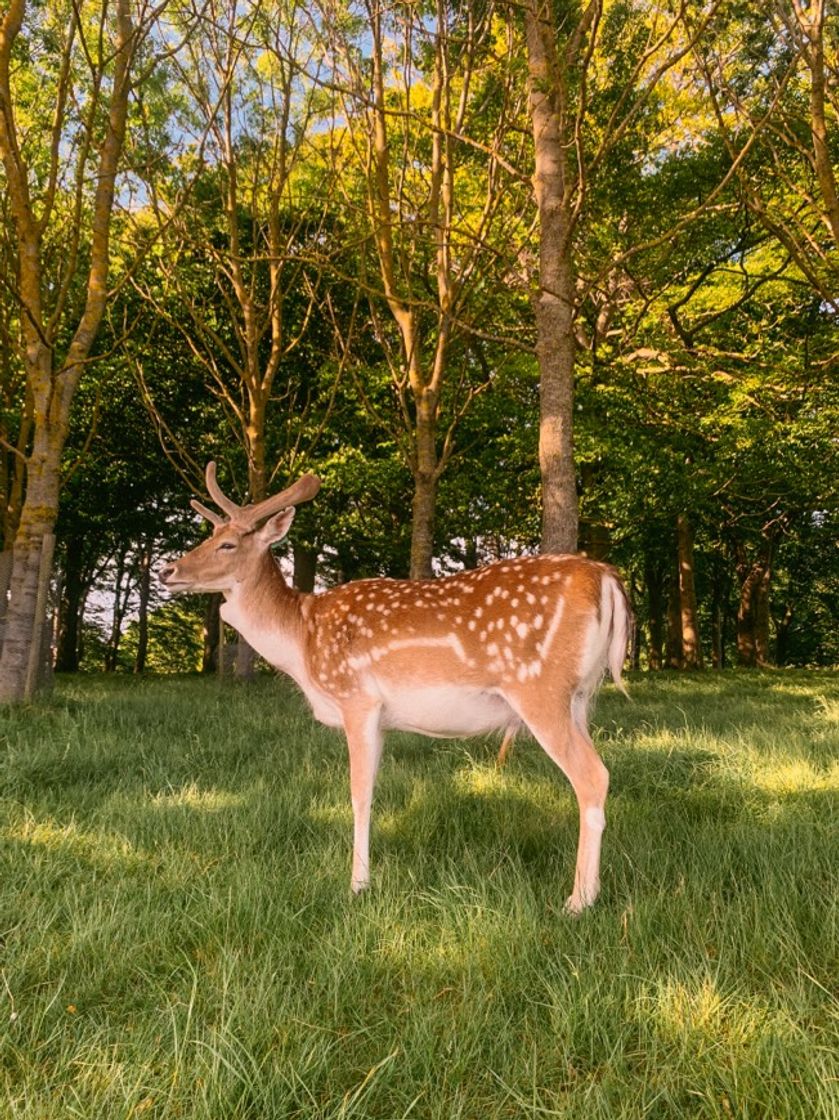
218;554;342;726
220;553;306;674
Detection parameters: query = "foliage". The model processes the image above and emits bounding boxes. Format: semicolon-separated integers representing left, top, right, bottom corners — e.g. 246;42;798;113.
119;598;205;673
2;0;837;673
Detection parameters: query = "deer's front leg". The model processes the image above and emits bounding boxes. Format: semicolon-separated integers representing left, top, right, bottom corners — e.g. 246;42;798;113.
342;700;384;893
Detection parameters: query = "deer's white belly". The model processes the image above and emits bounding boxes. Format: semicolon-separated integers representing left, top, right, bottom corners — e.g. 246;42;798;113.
378;684;515;738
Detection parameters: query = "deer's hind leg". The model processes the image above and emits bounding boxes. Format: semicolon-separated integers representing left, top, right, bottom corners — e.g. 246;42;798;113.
502;684;609;914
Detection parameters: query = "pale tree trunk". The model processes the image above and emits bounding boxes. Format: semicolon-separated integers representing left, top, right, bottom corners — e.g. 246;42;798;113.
25;530;55;696
0;549;13;654
520;0;708;554
677;513;703;669
0;433;63;699
522;0;579;554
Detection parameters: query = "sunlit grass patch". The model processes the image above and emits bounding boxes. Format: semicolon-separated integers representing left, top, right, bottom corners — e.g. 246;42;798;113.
4;808;146;872
148;782;247;812
748;757;839;794
641;975;784;1050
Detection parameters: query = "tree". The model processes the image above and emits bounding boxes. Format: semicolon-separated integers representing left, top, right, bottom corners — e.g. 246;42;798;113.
517;0;729;552
0;0;169;700
129;0;345;670
321;0;528;576
134;0;336;502
696;1;839;305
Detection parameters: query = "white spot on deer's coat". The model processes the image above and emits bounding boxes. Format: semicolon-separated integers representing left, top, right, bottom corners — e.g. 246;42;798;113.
380;633;469;663
516;622;529;639
538;597;565;658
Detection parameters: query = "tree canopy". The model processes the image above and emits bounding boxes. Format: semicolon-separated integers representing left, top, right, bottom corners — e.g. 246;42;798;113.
0;0;836;687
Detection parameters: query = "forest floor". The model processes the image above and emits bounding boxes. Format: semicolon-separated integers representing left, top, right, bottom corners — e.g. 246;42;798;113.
0;671;837;1119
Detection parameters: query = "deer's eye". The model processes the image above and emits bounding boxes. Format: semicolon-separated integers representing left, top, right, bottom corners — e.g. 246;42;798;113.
217;541;237;551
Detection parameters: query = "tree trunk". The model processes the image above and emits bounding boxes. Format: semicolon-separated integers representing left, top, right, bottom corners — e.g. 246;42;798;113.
735;540;774;668
0;548;13;656
754;557;772;666
235;636;257;679
55;536;86;673
105;551;128;672
736;567;759;666
579;463;610;559
0;0;135;702
134;544;152;674
677;513;703;669
644;552;665;671
410;390;439;579
794;0;839;245
0;441;62;701
293;543;318;592
202;593;222;673
523;0;579;555
666;558;683;670
25;532;55;697
709;554;728;669
775;602;794;666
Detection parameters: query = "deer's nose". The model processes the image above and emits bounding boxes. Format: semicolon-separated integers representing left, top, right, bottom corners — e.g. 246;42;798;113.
159;564;177;584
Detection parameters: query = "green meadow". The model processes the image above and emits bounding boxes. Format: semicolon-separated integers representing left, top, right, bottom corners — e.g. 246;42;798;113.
1;672;837;1118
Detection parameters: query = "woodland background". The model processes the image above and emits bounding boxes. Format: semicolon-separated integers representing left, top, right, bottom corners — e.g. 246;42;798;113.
1;0;837;694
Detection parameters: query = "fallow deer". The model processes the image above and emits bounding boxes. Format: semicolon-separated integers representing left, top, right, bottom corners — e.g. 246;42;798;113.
160;463;631;912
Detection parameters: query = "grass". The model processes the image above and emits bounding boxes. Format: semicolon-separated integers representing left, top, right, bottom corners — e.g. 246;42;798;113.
0;670;837;1119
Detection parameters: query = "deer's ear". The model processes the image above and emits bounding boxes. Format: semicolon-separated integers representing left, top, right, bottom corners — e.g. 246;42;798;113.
258;507;295;545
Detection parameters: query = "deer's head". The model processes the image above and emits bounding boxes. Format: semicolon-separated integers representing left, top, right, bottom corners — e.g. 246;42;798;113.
159;462;320;594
